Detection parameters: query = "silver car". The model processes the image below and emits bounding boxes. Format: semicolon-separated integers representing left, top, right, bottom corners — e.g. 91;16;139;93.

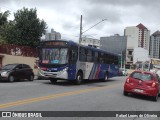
119;68;128;76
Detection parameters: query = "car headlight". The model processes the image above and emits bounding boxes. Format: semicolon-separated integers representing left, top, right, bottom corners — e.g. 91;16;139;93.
1;71;8;77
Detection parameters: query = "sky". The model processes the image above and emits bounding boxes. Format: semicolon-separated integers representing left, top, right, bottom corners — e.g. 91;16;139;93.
0;0;160;43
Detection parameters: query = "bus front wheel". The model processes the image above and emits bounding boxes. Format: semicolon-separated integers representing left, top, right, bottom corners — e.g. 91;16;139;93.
75;72;83;85
50;79;57;84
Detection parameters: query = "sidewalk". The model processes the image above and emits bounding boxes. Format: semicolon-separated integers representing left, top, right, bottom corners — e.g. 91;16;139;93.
127;69;134;75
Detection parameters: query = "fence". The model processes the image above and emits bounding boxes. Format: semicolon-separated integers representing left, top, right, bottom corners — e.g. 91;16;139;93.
0;44;39;57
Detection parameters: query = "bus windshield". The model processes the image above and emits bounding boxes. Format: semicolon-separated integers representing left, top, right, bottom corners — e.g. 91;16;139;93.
41;48;68;64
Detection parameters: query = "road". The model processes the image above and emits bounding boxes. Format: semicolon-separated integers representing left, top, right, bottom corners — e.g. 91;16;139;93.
0;76;160;120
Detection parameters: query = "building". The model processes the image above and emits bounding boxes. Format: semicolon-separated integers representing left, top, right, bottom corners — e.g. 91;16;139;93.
133;47;149;64
100;34;127;66
124;23;150;65
150;30;160;59
45;29;61;41
80;37;100;49
100;34;127;55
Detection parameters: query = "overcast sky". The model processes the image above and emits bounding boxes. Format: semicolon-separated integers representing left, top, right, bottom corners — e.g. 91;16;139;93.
0;0;160;42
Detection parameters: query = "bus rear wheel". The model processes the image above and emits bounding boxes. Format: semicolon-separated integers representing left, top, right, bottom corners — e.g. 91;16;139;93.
75;72;83;85
102;72;108;82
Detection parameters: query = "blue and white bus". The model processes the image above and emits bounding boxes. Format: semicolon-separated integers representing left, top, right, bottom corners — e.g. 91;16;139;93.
38;40;119;84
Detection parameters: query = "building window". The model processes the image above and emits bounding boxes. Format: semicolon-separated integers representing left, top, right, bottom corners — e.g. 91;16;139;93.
128;51;133;55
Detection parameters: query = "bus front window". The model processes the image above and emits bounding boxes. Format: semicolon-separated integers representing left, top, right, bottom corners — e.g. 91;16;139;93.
41;48;68;64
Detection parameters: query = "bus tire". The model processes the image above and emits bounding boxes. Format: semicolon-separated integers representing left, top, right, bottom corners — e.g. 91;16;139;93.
50;79;57;84
75;72;83;85
102;72;108;82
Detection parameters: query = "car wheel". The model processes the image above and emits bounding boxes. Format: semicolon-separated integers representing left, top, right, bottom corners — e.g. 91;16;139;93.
75;72;83;85
152;92;159;101
123;91;128;96
8;75;15;82
50;79;57;84
29;75;34;81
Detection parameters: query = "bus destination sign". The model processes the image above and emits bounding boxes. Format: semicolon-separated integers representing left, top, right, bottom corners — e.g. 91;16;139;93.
44;41;68;46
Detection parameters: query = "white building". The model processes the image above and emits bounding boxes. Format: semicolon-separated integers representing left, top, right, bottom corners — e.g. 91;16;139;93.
133;47;150;64
150;30;160;59
45;29;61;41
124;23;150;65
80;37;100;49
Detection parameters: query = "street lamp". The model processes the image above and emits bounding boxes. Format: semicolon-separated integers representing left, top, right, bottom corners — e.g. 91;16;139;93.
79;15;107;43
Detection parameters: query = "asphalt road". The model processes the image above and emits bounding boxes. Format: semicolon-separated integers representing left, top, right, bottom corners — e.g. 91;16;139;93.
0;76;160;120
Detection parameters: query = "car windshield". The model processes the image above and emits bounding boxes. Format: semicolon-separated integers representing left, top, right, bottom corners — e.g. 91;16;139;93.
1;64;17;70
131;72;152;81
41;48;68;64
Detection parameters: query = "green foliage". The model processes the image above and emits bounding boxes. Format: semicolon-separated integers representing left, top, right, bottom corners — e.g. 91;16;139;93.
5;7;47;47
0;10;10;26
3;21;17;44
0;10;10;44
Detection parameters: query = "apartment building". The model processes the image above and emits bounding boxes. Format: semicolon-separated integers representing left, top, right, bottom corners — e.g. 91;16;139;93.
150;30;160;59
124;23;150;65
80;37;100;49
45;29;61;41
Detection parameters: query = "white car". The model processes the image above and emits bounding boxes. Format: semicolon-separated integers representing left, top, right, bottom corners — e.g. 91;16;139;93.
156;70;160;77
150;69;156;73
119;68;128;76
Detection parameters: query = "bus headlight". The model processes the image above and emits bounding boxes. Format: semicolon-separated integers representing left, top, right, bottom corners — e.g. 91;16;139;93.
60;67;68;73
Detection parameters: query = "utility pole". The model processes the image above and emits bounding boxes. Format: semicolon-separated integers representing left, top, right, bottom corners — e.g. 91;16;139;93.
79;15;107;44
79;15;82;44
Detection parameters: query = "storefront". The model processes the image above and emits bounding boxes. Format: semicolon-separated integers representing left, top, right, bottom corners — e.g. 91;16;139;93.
0;55;4;68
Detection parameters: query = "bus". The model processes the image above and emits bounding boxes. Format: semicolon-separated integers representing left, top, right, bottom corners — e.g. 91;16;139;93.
38;40;119;84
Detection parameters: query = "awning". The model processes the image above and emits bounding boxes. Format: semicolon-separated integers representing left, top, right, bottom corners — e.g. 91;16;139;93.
0;55;4;58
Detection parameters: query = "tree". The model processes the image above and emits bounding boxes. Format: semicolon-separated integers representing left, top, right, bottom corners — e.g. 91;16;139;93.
0;10;10;44
0;10;10;26
5;7;47;47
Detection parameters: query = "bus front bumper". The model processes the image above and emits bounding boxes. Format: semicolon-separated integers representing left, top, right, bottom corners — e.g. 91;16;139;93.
38;70;68;80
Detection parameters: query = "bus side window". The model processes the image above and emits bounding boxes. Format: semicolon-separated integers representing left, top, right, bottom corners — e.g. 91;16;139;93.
94;52;99;63
106;54;110;64
99;53;105;63
115;56;118;65
108;54;112;64
73;51;78;62
86;49;93;62
70;46;78;63
110;55;114;64
79;47;86;62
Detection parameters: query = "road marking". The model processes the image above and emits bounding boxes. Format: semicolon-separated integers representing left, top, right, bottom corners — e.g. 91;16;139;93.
0;83;122;109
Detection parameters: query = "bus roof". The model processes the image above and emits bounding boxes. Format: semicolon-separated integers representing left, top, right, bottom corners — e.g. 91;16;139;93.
41;39;119;57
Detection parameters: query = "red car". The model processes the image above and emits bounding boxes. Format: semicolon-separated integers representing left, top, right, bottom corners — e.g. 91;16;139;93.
124;70;160;101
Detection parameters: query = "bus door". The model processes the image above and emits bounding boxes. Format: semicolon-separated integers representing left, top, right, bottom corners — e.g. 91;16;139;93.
68;46;78;80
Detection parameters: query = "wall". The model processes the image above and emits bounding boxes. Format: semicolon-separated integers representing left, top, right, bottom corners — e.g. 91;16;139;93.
125;26;139;49
133;47;149;64
0;54;38;76
100;35;127;55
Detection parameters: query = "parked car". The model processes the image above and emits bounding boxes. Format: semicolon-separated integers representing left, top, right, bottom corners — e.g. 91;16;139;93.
156;70;160;77
0;64;34;82
124;70;160;101
119;68;128;76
